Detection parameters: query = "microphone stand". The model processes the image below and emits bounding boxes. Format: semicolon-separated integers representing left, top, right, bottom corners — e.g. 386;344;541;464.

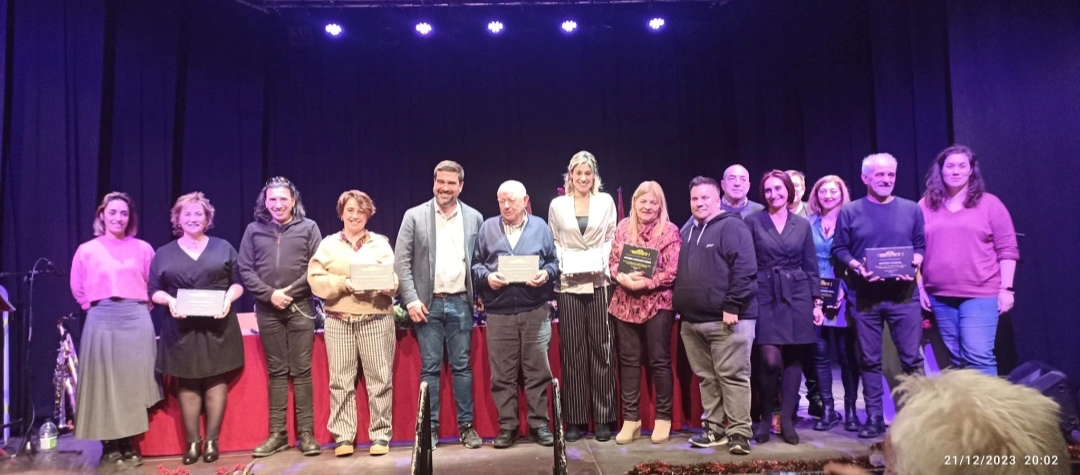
0;258;58;459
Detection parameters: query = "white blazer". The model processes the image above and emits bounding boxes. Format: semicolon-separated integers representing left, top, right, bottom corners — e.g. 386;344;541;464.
548;192;617;294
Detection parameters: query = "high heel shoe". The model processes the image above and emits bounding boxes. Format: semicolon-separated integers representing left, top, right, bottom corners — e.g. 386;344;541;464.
182;441;202;465
615;420;641;445
203;440;219;463
753;421;771;444
650;419;671;444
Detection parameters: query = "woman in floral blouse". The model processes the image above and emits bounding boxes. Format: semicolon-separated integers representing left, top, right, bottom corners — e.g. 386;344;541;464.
607;181;682;445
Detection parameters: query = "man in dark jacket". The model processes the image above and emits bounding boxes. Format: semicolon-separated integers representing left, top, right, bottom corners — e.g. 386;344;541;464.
673;176;758;455
238;177;323;457
471;180;559;449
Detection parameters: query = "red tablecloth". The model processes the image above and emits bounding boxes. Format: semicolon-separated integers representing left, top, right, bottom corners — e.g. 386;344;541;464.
138;322;702;456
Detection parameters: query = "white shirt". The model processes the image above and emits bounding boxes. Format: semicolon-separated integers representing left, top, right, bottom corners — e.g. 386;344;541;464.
433;204;468;294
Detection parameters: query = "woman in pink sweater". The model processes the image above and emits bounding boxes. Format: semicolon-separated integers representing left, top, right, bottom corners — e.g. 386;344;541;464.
918;145;1019;377
69;192;160;466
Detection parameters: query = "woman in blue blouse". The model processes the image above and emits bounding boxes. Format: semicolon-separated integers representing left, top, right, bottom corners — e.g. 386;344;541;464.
807;175;861;432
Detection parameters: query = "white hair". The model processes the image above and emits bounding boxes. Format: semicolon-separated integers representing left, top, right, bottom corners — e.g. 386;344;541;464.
861;153;898;176
497;180;527;199
889;370;1068;475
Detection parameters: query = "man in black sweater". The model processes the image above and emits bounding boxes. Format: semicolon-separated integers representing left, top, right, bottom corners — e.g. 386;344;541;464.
832;153;925;439
673;176;758;455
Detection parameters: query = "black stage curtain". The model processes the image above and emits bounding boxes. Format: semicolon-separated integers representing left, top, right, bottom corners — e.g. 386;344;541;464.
1;0;1077;421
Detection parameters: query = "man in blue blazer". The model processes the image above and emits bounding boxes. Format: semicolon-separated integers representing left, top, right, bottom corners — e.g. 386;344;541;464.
395;160;485;450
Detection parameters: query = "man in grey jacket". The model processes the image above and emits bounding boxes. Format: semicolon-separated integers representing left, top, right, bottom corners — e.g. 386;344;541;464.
238;177;323;457
395;161;484;449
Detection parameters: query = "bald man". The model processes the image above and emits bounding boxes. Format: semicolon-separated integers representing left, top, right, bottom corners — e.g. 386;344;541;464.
472;180;560;449
721;165;765;218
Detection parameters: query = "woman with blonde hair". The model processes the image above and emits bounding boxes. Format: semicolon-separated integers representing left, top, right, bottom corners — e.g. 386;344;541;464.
70;192;159;466
547;151;619;441
608;181;682;444
149;192;245;464
806;176;861;433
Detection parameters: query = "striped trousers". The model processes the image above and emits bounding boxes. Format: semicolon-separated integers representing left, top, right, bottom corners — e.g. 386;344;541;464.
557;287;617;425
324;315;396;443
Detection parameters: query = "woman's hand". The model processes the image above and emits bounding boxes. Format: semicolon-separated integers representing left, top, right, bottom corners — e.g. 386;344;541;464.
813;305;825;325
168;297;186;319
998;289;1014;314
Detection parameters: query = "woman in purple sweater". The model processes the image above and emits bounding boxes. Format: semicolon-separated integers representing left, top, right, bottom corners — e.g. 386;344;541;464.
918;145;1019;377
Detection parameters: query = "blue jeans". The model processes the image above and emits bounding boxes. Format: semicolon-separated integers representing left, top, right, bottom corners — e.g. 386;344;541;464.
414;294;475;429
929;295;999;376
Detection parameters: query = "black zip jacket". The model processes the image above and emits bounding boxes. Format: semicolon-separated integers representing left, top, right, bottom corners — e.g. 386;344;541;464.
673;212;758;323
238;217;322;308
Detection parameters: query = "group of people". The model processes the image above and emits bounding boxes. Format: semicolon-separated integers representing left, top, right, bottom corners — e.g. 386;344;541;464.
69;143;1025;465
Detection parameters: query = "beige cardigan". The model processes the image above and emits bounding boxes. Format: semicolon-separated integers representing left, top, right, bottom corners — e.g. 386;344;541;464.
548;193;617;294
308;231;398;316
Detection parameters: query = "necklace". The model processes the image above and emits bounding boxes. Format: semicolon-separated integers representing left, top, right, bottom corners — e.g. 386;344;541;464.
181;236;207;250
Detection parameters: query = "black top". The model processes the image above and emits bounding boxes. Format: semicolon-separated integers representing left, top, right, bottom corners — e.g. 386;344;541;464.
149;237;245;378
576;216;589;235
673;212;758;322
237;217;322;309
745;211;820;345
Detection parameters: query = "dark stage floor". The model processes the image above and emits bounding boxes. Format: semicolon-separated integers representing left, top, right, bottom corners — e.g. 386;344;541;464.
1;408;880;475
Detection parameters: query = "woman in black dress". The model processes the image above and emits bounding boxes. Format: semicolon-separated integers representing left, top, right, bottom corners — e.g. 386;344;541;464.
746;170;824;445
149;192;245;464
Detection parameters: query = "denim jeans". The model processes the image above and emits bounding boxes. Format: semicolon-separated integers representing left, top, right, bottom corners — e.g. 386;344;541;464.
813;326;860;409
929;295;999;377
414;294;475;430
852;299;923;417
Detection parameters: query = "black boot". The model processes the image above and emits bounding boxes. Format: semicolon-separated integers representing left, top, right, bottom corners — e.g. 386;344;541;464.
182;441;202;465
118;437;143;466
253;431;289;457
753;421;771;444
100;440;123;464
564;424;582;442
594;423;612;442
203;440;219;463
858;415;886;438
813;404;841;431
807;392;825;419
297;431;321;456
843;406;861;432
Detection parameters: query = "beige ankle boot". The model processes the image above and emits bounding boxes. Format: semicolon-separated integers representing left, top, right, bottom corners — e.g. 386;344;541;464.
651;419;671;443
615;420;641;444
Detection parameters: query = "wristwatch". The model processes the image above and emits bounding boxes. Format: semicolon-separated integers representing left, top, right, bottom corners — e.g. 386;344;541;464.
1001;286;1014;292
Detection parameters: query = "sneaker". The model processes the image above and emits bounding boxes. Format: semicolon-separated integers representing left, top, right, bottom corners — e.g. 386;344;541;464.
728;434;751;455
493;429;518;449
369;439;390;456
334;441;354;457
459;423;482;449
689;428;729;448
530;426;555;447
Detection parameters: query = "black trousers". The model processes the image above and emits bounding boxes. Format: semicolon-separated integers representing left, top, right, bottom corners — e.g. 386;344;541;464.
614;310;674;421
256;300;316;433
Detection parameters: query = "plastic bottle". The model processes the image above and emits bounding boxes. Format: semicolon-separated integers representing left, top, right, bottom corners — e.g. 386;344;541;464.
38;419;59;451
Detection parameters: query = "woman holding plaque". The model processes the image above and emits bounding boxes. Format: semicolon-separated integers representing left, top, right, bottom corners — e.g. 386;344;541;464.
70;192;159;466
607;181;681;444
547;151;618;441
919;145;1018;377
806;176;861;432
745;170;823;445
149;192;245;465
308;190;398;457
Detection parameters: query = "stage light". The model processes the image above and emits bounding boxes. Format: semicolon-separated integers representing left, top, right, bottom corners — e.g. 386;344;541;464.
561;20;577;33
488;21;504;34
416;22;433;35
648;18;665;31
325;23;343;36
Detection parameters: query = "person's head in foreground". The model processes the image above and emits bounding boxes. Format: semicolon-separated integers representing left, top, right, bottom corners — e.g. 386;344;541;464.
826;369;1069;475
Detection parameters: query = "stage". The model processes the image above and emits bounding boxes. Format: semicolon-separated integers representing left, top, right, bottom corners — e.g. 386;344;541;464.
6;412;883;475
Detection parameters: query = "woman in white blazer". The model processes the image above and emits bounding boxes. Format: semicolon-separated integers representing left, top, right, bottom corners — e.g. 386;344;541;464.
547;151;618;442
